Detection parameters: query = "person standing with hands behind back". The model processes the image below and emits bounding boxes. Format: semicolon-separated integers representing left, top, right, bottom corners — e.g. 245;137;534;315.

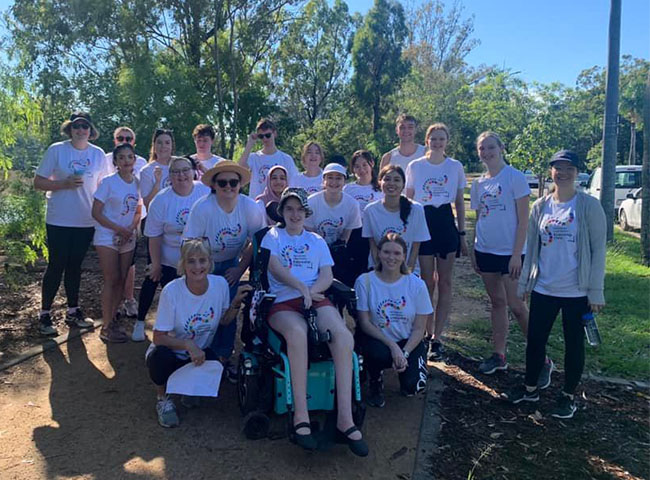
33;112;107;336
238;118;299;198
502;150;606;419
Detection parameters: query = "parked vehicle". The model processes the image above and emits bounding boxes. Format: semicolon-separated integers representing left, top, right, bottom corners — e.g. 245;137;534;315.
618;188;642;230
586;165;642;215
576;173;590;191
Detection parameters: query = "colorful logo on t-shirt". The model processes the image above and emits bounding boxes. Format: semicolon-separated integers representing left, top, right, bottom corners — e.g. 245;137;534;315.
258;165;271;185
184;307;215;339
215;223;243;251
120;193;139;215
381;224;407;237
68;158;91;174
374;296;407;328
541;212;575;246
305;185;321;195
479;185;504;218
354;193;375;204
422;175;449;202
317;217;344;241
280;243;311;269
176;208;190;227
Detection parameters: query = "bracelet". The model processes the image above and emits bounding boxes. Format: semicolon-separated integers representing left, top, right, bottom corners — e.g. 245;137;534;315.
402;349;410;359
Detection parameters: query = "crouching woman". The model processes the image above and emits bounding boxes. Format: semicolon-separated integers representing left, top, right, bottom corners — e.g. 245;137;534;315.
145;238;251;427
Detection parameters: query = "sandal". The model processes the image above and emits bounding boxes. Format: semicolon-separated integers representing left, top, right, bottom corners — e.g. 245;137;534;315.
100;322;128;343
290;422;317;451
336;426;369;457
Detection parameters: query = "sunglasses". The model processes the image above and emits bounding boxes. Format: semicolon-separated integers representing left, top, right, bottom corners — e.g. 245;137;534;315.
257;133;273;139
116;135;134;142
181;236;211;249
170;168;192;175
215;178;240;188
72;123;90;130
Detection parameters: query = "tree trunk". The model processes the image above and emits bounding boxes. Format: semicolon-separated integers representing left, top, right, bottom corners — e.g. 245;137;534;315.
641;72;649;265
212;0;228;156
628;120;636;165
600;0;621;242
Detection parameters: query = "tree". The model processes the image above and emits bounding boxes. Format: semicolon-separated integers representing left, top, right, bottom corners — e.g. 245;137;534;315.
351;0;409;133
641;71;649;265
272;0;356;127
619;56;650;165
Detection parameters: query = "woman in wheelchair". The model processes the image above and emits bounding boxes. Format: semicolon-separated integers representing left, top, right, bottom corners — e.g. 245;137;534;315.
260;187;369;456
355;233;433;408
145;239;251;427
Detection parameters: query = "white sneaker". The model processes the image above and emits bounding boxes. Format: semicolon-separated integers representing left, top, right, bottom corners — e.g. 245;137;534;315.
156;396;179;428
131;320;146;342
124;298;138;318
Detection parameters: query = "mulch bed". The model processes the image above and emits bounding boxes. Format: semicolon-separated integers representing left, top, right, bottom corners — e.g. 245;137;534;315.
430;351;650;480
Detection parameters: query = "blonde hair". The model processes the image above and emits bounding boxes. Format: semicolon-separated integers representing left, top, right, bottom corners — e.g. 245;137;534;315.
113;126;135;139
301;141;324;165
476;131;505;150
425;123;450;142
177;238;212;275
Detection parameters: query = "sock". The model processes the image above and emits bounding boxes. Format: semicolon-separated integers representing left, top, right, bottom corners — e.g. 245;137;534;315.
67;306;79;314
561;391;574;400
40;310;50;317
525;385;537;392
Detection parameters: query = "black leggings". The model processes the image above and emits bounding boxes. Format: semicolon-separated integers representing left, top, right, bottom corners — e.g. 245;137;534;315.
360;334;428;395
146;345;218;386
137;265;178;322
41;224;95;310
525;291;589;394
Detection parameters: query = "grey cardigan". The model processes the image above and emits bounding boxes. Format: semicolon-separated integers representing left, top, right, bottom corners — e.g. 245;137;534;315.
517;192;607;305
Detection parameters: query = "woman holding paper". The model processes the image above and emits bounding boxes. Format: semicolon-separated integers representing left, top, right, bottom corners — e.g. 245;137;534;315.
145;239;251;428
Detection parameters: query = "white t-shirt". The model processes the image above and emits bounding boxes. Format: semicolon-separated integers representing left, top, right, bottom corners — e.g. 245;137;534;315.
261;227;334;303
534;196;585;298
191;154;227;171
140;161;172;200
105;153;148;179
144;182;211;268
342;183;384;213
470;165;530;256
35;140;109;227
247;150;299;198
146;275;230;360
405;157;467;207
355;271;433;343
183;194;266;262
362;200;430;268
93;173;140;238
388;144;426;172
305;191;362;244
291;172;323;196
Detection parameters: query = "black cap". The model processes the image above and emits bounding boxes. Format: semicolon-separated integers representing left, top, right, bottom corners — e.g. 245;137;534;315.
549;149;582;169
69;111;93;124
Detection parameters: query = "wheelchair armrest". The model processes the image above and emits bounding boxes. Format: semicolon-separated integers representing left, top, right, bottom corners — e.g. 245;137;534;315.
326;279;357;316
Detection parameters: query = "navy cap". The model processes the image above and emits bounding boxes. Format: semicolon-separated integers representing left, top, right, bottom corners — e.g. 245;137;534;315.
549;149;582;169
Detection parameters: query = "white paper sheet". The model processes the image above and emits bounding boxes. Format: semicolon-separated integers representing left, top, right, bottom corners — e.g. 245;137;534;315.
166;360;223;397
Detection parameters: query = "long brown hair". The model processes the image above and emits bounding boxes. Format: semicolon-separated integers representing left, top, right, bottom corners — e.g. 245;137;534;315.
375;233;409;274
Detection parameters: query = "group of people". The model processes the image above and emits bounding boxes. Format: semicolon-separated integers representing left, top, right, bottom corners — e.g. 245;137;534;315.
33;111;606;454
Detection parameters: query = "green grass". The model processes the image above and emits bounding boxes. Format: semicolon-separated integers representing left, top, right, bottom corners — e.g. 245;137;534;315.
447;230;650;381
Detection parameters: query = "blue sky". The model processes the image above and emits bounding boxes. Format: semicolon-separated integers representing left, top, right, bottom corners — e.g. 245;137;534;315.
1;0;647;86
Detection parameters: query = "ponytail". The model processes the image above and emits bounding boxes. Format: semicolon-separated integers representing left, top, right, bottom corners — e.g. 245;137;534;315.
399;195;412;227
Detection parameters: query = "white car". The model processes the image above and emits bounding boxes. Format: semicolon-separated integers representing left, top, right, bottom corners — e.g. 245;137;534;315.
618;188;642;230
587;165;642;212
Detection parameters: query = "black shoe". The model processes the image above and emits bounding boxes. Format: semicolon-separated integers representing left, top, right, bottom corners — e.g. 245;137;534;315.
290;422;317;451
367;377;385;408
537;358;554;390
500;384;539;404
551;393;577;419
65;308;93;328
336;426;369;457
427;341;444;361
38;313;58;337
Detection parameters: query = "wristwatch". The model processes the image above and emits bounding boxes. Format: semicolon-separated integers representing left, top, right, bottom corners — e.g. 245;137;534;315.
402;349;410;359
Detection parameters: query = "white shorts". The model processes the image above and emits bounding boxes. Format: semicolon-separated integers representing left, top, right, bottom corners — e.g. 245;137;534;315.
94;228;136;254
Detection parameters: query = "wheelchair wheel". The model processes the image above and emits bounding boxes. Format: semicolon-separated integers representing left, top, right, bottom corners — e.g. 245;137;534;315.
238;356;259;415
242;411;270;440
352;400;366;428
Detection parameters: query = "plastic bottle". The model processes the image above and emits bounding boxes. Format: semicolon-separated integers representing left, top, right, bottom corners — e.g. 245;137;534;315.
583;312;602;347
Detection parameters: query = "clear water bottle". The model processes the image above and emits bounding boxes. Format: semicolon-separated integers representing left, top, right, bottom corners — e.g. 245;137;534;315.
583;312;602;347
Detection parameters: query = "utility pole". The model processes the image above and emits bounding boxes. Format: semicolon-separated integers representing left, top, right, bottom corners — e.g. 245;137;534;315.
601;0;621;241
641;72;649;265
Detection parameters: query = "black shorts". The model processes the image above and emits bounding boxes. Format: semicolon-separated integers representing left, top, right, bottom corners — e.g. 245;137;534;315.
475;250;524;275
420;204;459;258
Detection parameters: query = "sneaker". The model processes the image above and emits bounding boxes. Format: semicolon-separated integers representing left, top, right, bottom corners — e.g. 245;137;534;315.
156;396;180;427
479;353;508;374
367;376;386;408
39;313;58;337
427;341;445;362
537;358;554;390
501;384;539;404
123;298;138;318
99;322;128;343
551;393;577;419
131;320;146;342
65;308;94;329
225;362;238;385
116;301;127;318
181;395;201;409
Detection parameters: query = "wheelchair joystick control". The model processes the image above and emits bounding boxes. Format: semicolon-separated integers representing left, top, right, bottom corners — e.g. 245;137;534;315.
305;307;331;345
